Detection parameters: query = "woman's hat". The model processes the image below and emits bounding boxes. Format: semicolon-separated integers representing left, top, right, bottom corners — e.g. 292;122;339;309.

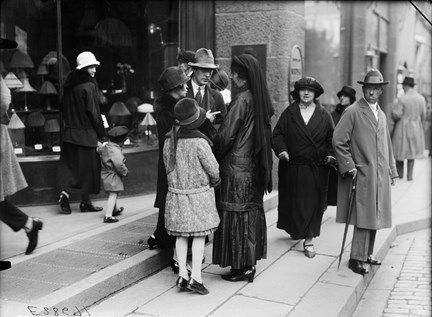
188;48;219;69
177;50;196;64
0;38;18;50
108;125;129;142
210;69;229;91
337;85;356;101
357;69;389;85
76;51;100;70
174;98;206;130
158;66;189;91
290;76;324;99
402;76;415;87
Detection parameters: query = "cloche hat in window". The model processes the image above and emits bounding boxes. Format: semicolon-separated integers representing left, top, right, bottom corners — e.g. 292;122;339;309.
188;48;219;69
290;76;324;100
357;69;389;85
158;66;189;91
76;51;100;70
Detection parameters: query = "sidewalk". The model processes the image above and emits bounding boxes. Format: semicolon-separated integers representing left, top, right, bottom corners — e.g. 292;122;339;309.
1;156;430;317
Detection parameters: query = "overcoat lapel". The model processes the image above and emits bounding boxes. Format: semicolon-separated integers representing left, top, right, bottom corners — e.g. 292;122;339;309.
289;103;319;145
358;97;378;128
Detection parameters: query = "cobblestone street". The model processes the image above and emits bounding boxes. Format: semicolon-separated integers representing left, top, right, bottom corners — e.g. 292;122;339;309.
383;230;431;317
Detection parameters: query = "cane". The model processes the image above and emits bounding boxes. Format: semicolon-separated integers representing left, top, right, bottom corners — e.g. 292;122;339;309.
337;175;357;271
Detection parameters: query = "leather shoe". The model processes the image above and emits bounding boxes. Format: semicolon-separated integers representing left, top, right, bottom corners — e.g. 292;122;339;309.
366;255;382;266
103;216;119;223
59;193;71;214
303;243;316;258
80;202;103;212
348;259;369;275
176;276;190;291
25;218;43;255
147;235;158;250
187;278;209;295
170;260;191;276
112;207;124;217
222;266;255;283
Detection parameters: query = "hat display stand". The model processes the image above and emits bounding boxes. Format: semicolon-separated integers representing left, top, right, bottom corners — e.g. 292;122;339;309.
107;101;131;128
39;81;58;110
137;103;157;145
3;72;23;112
15;76;37;111
43;118;60;151
26;111;46;151
7;112;26;154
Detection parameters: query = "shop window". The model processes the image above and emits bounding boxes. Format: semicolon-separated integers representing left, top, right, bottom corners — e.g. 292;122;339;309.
0;0;180;159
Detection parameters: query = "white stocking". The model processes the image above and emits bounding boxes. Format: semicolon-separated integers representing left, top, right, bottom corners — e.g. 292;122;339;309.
191;236;205;283
105;192;117;217
175;237;188;279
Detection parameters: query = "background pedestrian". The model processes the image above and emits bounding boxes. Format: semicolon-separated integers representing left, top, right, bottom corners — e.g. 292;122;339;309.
98;126;129;223
333;69;398;275
391;76;427;181
272;76;335;258
57;51;106;214
212;53;273;282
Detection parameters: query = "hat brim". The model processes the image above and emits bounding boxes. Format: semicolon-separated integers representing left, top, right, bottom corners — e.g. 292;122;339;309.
76;61;100;70
188;62;219;69
0;38;18;49
357;81;389;85
181;107;207;130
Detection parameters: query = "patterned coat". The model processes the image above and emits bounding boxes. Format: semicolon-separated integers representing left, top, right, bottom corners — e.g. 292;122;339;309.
163;137;220;235
0;77;27;201
97;141;128;192
333;97;398;230
391;89;426;160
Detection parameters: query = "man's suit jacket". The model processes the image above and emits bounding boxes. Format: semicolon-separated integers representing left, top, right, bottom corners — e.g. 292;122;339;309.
186;80;227;125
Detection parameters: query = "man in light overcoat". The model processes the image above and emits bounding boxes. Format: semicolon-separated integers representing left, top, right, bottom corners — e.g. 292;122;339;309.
332;69;398;275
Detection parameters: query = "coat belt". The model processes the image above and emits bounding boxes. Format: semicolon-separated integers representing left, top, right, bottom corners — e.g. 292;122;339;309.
168;185;210;195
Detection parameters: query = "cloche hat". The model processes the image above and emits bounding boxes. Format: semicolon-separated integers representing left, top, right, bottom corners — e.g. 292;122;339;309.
357;69;389;85
290;76;324;100
402;76;415;87
76;51;100;70
174;98;207;130
107;125;129;143
210;69;229;91
158;66;189;91
0;38;18;49
337;85;356;101
188;48;219;69
177;50;196;64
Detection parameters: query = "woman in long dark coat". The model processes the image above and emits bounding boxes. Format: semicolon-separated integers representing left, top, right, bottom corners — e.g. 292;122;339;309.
327;86;356;206
272;77;334;258
212;54;273;283
57;51;106;214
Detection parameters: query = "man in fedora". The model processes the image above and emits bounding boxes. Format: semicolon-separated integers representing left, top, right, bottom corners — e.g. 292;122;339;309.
391;76;427;181
333;69;398;275
187;48;226;127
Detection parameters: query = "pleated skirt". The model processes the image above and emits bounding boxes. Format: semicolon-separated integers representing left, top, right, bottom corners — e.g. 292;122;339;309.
212;206;267;270
57;142;101;195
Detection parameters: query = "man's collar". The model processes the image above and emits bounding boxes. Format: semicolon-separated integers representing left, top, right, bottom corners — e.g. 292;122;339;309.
191;79;205;91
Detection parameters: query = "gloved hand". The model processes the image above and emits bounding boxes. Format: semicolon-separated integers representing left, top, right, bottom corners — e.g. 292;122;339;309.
278;151;290;162
345;168;357;179
324;155;338;172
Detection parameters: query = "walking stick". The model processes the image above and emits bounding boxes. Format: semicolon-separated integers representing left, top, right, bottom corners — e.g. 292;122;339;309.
337;175;357;271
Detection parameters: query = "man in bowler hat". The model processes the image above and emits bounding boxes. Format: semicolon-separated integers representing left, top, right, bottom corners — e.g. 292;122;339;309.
391;76;427;181
332;69;398;275
187;48;226;126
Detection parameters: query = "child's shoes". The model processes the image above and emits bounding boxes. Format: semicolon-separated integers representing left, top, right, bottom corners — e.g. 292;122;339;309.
104;216;119;223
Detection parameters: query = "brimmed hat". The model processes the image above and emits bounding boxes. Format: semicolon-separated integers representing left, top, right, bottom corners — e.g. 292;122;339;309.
158;66;189;91
174;98;207;130
402;76;415;87
290;76;324;100
0;38;18;50
108;125;129;142
177;50;196;64
188;48;219;69
337;85;356;101
210;69;229;91
357;69;389;85
76;51;100;70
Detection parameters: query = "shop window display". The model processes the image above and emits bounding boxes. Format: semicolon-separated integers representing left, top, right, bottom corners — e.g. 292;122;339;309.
0;0;180;158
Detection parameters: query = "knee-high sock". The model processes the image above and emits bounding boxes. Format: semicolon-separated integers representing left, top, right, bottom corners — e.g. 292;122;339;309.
105;192;118;217
175;237;189;279
191;236;205;283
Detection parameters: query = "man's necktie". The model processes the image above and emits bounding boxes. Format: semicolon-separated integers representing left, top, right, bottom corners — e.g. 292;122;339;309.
195;87;202;106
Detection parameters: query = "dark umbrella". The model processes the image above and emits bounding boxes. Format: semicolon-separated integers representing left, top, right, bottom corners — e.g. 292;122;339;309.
337;176;357;270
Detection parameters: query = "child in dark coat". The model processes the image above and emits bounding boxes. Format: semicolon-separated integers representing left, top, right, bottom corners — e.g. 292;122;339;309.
97;126;129;223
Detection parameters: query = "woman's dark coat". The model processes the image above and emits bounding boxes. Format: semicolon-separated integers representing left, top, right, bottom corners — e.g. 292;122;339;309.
62;70;106;147
272;101;334;239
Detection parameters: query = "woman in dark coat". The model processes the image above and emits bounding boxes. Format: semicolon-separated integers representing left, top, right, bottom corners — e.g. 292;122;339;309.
327;86;356;206
272;77;335;258
147;66;190;254
57;51;106;214
212;54;274;283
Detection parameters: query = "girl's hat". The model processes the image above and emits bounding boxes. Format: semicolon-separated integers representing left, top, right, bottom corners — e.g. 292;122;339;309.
174;98;206;130
158;66;189;91
210;69;229;91
108;125;129;142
